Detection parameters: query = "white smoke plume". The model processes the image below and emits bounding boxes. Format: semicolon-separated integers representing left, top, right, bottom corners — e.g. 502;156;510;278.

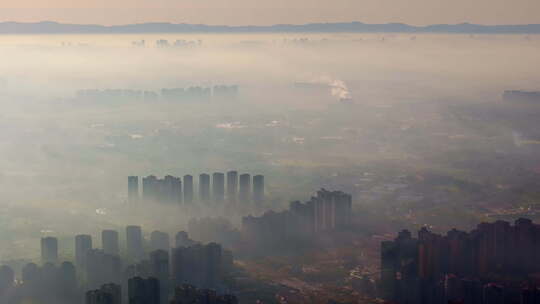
329;79;352;101
299;76;353;102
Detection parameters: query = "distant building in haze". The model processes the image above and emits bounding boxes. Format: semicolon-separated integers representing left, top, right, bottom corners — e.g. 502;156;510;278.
226;171;238;205
175;231;197;248
239;174;251;203
142;175;159;202
253;175;265;204
132;172;264;206
170;284;238;304
312;189;352;232
150;250;169;304
141;175;181;205
21;263;39;290
58;261;78;301
199;174;210;203
126;226;144;262
171;242;225;289
242;189;352;248
0;265;14;295
41;237;58;265
86;283;122;304
128;176;139;204
128;277;160;304
163;175;182;205
75;234;93;270
212;173;225;202
183;175;194;204
86;249;122;290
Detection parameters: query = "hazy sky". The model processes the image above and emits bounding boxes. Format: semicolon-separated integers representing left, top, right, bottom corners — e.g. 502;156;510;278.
0;0;539;26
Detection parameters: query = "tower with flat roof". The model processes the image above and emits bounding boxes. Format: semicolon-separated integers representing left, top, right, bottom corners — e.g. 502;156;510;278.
75;234;93;270
41;237;58;265
128;176;139;204
212;172;225;203
163;175;182;205
183;175;193;204
126;226;144;262
142;175;158;202
199;174;210;203
253;175;265;204
239;174;251;204
226;171;238;205
128;277;160;304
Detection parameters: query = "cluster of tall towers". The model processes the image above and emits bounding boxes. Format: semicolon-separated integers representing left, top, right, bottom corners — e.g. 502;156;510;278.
13;227;234;304
41;228;137;267
242;188;353;245
128;172;264;206
380;218;540;304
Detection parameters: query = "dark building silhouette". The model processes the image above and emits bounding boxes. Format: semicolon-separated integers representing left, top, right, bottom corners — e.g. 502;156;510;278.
128;176;139;204
163;175;182;205
171;242;225;289
86;290;114;304
175;231;197;248
41;237;58;265
128;277;160;304
212;173;225;203
75;234;93;270
183;175;194;204
142;175;159;202
102;230;120;256
0;265;14;297
311;189;352;232
199;174;210;203
124;261;151;288
381;218;540;304
150;250;169;304
41;263;59;302
252;175;265;205
79;85;235;103
58;261;78;302
21;262;40;295
242;189;352;247
238;174;251;203
170;284;238;304
101;283;122;304
86;283;122;304
226;171;238;205
150;231;170;252
142;175;182;205
126;226;144;262
15;261;78;304
86;249;122;290
134;172;260;206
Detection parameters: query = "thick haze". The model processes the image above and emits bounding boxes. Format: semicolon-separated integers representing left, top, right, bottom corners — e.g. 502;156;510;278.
0;33;539;262
1;1;540;302
1;0;540;25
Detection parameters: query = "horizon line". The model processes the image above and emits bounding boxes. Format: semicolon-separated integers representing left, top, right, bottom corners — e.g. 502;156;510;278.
0;21;539;34
2;20;540;27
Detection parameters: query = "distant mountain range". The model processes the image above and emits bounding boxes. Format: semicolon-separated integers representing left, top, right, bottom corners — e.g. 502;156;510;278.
1;21;540;34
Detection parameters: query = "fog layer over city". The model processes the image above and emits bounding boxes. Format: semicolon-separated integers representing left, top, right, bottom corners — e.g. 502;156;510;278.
1;33;540;264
